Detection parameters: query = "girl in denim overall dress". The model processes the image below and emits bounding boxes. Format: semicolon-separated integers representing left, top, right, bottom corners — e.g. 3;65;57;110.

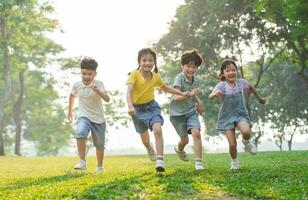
126;48;188;172
209;59;266;170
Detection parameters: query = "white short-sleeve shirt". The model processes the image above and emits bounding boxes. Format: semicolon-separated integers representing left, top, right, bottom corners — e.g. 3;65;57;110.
71;80;106;123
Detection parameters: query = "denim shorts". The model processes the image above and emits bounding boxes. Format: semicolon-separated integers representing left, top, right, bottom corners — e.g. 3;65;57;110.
131;100;164;133
75;116;106;148
170;111;201;137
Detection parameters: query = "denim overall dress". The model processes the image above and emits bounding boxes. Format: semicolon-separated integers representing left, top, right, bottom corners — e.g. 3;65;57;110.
216;81;251;131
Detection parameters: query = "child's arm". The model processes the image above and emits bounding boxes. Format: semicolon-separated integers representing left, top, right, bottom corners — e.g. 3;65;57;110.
126;84;135;116
67;93;75;122
89;83;110;102
208;89;223;100
195;96;204;115
161;84;188;96
172;86;189;101
248;84;266;104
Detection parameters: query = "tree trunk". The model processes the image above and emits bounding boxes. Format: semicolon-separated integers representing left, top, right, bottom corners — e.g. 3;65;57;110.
13;71;25;156
0;13;10;156
287;140;292;151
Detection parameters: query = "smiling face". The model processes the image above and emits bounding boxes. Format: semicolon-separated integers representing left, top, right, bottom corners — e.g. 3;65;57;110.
81;68;96;85
139;53;155;73
223;63;237;83
182;61;198;81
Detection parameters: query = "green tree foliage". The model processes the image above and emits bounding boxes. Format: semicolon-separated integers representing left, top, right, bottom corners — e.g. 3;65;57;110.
255;0;308;83
0;0;72;155
154;0;308;143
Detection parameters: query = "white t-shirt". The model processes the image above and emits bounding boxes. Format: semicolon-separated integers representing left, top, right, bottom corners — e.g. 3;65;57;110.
71;80;106;123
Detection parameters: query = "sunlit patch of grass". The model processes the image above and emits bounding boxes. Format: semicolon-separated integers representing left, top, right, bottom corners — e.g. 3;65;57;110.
0;151;307;199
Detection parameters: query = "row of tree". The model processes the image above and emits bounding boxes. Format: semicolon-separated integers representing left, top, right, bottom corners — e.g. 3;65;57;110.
154;0;307;150
0;0;76;155
0;0;307;156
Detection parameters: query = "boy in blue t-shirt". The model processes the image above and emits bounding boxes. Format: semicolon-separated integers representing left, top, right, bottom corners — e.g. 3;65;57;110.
169;49;205;170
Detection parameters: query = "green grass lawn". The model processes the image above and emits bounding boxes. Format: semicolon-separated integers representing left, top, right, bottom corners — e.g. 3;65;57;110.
0;151;307;199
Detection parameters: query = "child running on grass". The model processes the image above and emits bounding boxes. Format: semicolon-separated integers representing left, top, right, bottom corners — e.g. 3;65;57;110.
126;48;188;172
169;49;205;170
67;57;110;173
208;59;266;170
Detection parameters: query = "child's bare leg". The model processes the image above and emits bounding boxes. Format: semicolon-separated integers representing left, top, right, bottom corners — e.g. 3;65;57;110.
191;128;202;159
96;147;104;167
140;131;151;149
76;139;86;161
178;135;189;151
237;122;251;140
225;130;237;159
152;123;163;156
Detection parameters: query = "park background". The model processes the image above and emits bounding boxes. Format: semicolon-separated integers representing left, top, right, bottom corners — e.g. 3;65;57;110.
0;0;307;199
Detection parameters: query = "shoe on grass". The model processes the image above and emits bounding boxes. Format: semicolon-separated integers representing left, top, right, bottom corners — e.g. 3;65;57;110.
195;162;205;170
96;166;104;173
74;160;86;170
174;145;189;162
230;160;240;170
146;144;156;161
156;160;165;172
243;140;257;155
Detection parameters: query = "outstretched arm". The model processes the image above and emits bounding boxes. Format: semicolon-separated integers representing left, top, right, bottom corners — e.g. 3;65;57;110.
195;95;204;115
89;83;110;102
67;93;75;122
248;84;266;104
126;84;135;116
208;89;223;100
161;84;188;96
172;86;189;101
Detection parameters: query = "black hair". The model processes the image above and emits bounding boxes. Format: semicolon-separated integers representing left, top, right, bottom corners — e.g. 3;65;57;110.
181;49;203;67
219;59;237;81
80;57;98;71
130;48;158;74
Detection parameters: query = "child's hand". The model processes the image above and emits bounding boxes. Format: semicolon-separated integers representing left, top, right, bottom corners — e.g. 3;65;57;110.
189;89;199;97
196;103;204;115
182;91;190;97
128;106;135;116
213;89;223;97
67;111;73;122
89;83;100;93
259;98;266;105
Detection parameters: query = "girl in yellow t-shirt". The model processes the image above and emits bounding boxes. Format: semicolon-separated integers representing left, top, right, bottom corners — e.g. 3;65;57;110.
126;48;188;172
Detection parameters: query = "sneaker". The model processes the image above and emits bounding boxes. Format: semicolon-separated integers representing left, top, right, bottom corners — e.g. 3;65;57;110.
243;141;257;155
156;160;165;172
96;166;104;173
195;162;204;170
174;145;189;162
146;144;156;161
230;160;240;170
74;160;86;170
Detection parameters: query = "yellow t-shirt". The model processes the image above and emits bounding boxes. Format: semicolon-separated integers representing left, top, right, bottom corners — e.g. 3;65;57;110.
126;70;164;104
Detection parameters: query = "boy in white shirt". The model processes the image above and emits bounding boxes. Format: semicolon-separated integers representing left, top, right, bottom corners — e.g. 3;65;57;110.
67;57;110;173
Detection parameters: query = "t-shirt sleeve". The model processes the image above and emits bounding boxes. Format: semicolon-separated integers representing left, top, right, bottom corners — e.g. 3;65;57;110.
156;73;164;88
213;82;224;92
71;82;78;95
173;74;182;88
126;71;137;85
238;79;250;90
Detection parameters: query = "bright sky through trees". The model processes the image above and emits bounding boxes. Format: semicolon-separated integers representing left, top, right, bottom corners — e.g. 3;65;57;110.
50;0;193;151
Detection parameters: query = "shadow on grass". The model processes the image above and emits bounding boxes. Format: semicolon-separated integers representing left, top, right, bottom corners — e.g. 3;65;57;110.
80;170;237;200
1;171;86;191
